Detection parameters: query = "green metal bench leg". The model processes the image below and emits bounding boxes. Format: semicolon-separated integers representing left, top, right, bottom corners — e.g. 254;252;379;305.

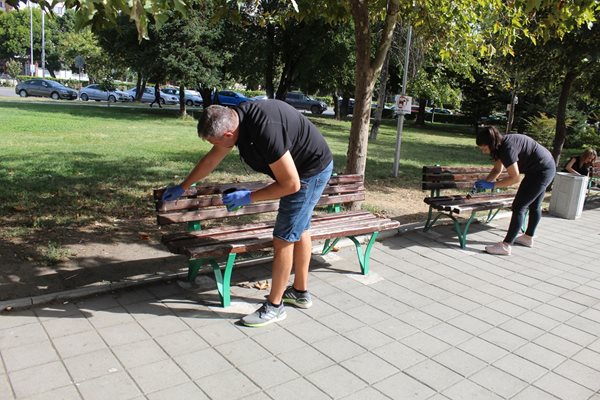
210;253;237;307
322;238;342;255
485;209;501;223
347;232;378;275
187;258;204;282
452;213;477;249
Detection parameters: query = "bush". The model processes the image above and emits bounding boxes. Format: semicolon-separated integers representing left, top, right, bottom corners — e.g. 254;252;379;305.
526;113;557;149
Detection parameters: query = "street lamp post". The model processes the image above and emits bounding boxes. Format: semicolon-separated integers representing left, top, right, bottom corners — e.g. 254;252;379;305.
41;9;45;77
29;0;34;76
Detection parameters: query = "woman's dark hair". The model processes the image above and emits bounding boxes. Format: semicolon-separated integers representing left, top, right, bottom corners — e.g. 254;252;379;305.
476;126;504;160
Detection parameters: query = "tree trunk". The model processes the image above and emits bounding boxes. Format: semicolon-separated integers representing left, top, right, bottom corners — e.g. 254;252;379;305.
369;50;391;141
416;98;427;125
265;23;275;99
179;83;186;117
135;72;142;102
551;69;578;166
346;0;400;177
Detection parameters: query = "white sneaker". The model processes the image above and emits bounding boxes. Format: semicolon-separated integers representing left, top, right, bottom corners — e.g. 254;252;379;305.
514;234;534;248
485;242;511;255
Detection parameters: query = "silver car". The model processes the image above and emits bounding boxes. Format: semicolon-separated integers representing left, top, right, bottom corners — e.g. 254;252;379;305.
79;84;132;102
126;87;178;104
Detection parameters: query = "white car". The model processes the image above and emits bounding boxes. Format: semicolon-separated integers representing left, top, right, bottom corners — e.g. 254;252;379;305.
126;87;178;104
79;84;132;102
161;87;203;106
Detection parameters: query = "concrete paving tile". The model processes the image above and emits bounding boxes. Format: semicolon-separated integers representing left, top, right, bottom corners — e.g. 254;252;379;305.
8;361;72;398
533;303;575;323
0;322;48;349
424;323;473;346
548;297;587;314
312;334;366;363
52;330;107;359
401;332;451;358
397;310;441;330
447;314;493;336
320;291;365;310
344;304;391;325
281;318;337;343
137;314;189;337
441;379;503;400
35;304;83;321
369;296;413;317
97;321;151;347
0;372;14;400
420;302;462;321
195;368;260;400
153;330;209;357
561;291;598;308
492;353;547;383
340;386;390;400
550;323;597;347
572;348;600;372
239;392;271;400
300;298;337;319
510;385;560;400
129;358;189;394
215;337;271;366
63;348;122;383
374;371;435;400
2;340;58;372
534;371;594;400
277;345;335;375
41;316;94;338
75;294;121;311
340;352;399;385
0;310;38;330
318;311;365;334
122;301;171;321
553;359;600;391
20;385;81;399
84;306;136;329
457;337;508;363
433;347;487;377
588;338;600;353
513;342;566;370
114;288;156;306
237;356;299;389
112;339;168;369
372;318;419;339
468;306;512;326
486;299;528;318
194;320;247;346
76;371;141;400
372;341;427;371
566;315;600;336
534;332;582;358
307;364;368;399
479;327;528;351
146;381;208;400
343;325;395;350
499;318;545;341
404;359;462;391
174;348;232;380
265;377;329;400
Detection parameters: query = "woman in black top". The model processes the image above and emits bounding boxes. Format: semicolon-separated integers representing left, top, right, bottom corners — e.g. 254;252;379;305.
563;148;597;176
474;126;556;255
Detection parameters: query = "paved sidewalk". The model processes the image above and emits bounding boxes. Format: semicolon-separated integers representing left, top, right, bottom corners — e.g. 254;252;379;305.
1;204;600;400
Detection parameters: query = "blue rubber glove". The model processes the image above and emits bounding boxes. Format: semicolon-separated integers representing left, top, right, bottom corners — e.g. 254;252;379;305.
474;180;495;190
162;185;185;201
222;189;252;210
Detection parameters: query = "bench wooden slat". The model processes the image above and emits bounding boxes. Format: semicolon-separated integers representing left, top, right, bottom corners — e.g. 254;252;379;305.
163;212;379;254
181;216;400;259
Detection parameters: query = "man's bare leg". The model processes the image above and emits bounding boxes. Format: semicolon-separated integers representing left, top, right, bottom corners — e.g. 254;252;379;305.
267;237;294;305
291;231;312;291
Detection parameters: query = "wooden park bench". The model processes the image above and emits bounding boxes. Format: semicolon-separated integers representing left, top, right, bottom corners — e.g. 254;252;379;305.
153;174;400;307
422;166;516;248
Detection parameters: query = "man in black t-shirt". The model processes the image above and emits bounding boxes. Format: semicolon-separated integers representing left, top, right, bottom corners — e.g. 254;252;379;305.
162;100;333;326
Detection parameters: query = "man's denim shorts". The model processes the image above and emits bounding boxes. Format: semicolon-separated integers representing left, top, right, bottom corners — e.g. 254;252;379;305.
273;161;334;242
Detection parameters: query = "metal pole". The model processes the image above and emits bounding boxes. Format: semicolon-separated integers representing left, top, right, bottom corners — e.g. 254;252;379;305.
392;25;412;177
29;1;34;76
41;10;45;77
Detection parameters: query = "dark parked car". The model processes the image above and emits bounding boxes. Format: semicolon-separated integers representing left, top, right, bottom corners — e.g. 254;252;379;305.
285;92;327;114
215;90;253;106
16;79;78;100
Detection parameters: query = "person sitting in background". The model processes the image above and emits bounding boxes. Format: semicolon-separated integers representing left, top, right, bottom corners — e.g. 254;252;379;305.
562;148;597;176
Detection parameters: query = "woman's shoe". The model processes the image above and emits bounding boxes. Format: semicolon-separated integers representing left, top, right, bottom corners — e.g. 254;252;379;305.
485;242;511;255
514;234;534;248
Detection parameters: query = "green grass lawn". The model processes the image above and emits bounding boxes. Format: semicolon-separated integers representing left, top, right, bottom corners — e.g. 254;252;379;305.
0;99;491;238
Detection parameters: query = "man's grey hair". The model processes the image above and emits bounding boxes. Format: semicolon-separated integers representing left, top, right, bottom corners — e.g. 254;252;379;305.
197;105;237;139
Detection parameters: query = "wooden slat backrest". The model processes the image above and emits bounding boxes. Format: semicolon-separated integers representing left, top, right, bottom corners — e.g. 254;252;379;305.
422;166;509;190
154;174;365;226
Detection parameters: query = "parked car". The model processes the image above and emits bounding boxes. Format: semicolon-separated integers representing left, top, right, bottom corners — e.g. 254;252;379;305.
15;79;78;100
79;84;132;102
215;90;253;106
429;107;453;115
161;87;203;106
126;87;178;104
251;94;268;101
285;92;327;114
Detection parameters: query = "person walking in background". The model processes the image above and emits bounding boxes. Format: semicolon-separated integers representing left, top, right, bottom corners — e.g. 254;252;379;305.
563;148;597;176
161;100;333;327
150;82;162;108
473;126;556;255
